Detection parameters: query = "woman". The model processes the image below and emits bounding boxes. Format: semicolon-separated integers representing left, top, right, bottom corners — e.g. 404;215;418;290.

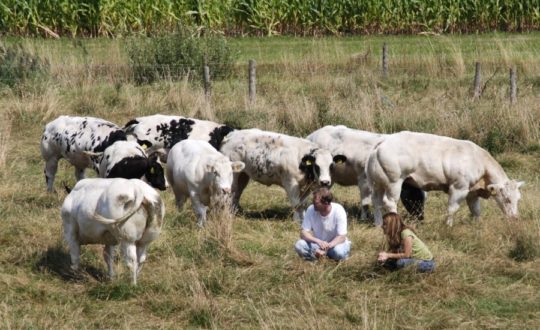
377;212;435;272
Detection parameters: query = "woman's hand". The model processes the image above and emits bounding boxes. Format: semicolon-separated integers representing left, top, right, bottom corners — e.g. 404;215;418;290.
378;251;389;262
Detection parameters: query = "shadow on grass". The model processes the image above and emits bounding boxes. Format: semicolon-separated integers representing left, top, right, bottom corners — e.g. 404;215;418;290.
240;206;293;221
34;245;107;283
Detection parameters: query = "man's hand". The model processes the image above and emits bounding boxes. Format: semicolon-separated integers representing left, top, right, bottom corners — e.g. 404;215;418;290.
318;240;330;251
315;249;327;258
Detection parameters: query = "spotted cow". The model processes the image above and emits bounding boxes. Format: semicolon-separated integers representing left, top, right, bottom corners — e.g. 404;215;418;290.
219;128;346;221
123;114;234;160
40;116;127;192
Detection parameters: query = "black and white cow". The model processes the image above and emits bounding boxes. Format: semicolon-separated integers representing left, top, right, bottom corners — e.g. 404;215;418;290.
41;116;127;192
123;114;234;160
219;128;346;221
307;125;426;221
97;141;167;191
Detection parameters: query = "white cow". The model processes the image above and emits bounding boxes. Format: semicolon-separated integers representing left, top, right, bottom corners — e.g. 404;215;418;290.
166;140;245;226
307;125;426;220
61;178;165;285
41;116;127;192
123;114;234;160
219;128;345;221
366;131;524;226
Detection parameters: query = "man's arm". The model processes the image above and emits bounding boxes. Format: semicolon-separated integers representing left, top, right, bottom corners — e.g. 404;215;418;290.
301;229;330;250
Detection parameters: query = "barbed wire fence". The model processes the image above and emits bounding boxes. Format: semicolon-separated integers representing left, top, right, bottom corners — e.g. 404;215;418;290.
0;44;522;104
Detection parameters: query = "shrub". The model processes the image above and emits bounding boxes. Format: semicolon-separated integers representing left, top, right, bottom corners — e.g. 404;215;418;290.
125;30;236;85
0;42;49;90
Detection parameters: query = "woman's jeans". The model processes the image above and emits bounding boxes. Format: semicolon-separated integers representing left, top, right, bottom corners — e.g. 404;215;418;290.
384;258;435;273
294;239;351;261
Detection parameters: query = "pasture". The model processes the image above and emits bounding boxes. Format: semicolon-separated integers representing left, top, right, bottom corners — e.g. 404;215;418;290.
0;34;539;328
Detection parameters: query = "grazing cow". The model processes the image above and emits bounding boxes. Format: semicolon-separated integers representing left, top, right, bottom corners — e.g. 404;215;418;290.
366;131;524;226
166;140;245;226
307;125;426;220
61;178;165;285
219;128;346;221
96;141;167;191
123;114;234;159
41;116;127;192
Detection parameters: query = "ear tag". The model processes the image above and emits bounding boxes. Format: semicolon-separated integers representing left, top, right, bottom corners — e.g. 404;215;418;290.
305;160;312;165
142;144;148;150
150;167;155;174
336;159;343;164
490;189;497;196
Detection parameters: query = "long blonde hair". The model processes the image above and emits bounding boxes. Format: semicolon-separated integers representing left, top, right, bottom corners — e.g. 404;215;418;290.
383;212;415;251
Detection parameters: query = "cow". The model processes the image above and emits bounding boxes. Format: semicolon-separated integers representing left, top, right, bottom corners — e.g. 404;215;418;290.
366;131;524;226
61;178;165;285
95;140;167;191
123;114;234;160
219;128;346;221
166;140;245;227
307;125;426;221
41;116;127;192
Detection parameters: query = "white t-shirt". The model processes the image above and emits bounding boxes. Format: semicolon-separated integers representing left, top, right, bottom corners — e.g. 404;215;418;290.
301;202;348;242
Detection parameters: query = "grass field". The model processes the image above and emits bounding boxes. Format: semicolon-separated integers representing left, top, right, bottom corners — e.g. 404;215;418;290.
0;33;539;328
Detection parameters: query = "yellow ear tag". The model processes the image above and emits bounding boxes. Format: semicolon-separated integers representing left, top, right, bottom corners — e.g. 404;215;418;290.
142;144;148;150
336;159;343;164
305;160;312;165
490;189;497;196
150;167;155;174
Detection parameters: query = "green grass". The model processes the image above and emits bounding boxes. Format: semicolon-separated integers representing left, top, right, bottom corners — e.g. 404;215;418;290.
0;34;539;328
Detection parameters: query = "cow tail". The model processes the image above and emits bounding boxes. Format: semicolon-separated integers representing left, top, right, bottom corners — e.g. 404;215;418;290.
92;186;145;225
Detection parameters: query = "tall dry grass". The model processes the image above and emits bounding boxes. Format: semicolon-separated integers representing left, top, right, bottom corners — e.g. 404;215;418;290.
0;35;538;328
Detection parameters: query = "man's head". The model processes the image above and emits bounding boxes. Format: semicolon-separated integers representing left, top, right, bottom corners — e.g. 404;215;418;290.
312;187;333;214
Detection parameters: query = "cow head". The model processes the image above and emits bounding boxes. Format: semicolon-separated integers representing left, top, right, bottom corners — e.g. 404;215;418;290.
144;154;167;191
299;149;346;187
207;160;245;195
487;180;524;220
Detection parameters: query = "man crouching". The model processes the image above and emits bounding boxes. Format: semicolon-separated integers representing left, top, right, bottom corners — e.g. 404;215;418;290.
294;187;351;261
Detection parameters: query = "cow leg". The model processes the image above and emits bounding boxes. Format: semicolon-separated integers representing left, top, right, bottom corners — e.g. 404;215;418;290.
382;181;401;216
371;186;385;227
358;174;373;220
74;167;86;181
103;245;116;279
447;186;469;226
231;172;250;211
63;220;81;271
44;158;59;192
466;192;481;221
136;243;149;276
190;192;208;227
175;193;188;210
285;181;305;222
121;242;138;285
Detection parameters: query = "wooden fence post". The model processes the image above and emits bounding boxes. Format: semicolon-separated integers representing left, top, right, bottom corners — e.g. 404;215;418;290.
203;65;211;99
248;59;256;104
382;43;388;78
510;66;517;104
473;62;482;100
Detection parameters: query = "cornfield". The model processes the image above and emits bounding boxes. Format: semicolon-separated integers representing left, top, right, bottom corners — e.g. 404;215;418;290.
1;0;540;37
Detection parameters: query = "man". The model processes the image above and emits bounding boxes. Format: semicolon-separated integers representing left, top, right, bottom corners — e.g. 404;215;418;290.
294;187;351;261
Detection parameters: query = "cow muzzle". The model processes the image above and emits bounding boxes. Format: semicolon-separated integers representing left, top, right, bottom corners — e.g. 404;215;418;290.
319;180;331;187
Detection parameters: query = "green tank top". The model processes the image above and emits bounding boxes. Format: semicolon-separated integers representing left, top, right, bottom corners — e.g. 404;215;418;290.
401;229;433;260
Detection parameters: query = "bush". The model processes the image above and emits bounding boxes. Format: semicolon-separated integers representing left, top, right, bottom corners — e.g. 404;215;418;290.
125;30;236;85
0;42;49;90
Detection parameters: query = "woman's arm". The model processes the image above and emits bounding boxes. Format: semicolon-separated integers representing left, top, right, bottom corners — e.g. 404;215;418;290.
378;236;413;261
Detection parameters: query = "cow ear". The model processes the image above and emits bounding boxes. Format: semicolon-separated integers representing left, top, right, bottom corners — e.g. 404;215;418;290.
301;155;315;167
231;161;245;173
516;180;525;188
333;155;347;164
